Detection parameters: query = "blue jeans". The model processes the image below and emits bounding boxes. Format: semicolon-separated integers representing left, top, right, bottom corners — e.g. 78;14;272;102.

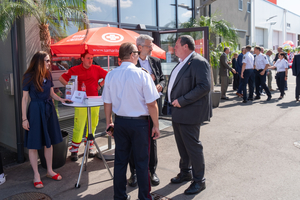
241;69;254;101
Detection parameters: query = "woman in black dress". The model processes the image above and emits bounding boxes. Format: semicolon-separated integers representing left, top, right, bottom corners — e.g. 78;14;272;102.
22;51;69;189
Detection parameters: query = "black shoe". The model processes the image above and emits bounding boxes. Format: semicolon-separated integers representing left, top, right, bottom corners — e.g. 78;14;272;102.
221;97;229;100
88;149;98;158
267;96;272;101
71;152;78;161
248;98;254;101
127;173;137;187
126;194;131;200
242;100;247;103
184;181;206;195
170;173;192;184
150;173;160;186
254;96;261;100
278;96;283;100
296;98;299;101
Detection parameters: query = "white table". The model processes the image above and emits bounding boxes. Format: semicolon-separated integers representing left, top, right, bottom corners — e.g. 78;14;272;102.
63;96;113;188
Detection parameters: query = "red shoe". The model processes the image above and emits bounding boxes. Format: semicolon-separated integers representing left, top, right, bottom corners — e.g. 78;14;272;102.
33;181;44;189
46;173;62;181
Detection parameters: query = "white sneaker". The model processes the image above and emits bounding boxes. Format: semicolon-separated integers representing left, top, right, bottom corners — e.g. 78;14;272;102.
0;173;6;185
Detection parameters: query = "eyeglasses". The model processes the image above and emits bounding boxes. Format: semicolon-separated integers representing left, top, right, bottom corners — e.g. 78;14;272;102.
131;51;140;55
142;45;153;48
45;59;50;63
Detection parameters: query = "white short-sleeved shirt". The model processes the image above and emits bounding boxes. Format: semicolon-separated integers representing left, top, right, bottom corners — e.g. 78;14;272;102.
242;52;254;69
255;53;269;70
102;62;160;117
274;59;288;72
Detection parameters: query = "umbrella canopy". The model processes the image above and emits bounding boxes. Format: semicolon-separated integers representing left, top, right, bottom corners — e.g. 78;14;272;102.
283;40;295;47
50;27;166;59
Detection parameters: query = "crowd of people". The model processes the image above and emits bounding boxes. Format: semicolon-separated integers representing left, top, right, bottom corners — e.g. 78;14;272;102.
12;34;212;200
220;45;291;103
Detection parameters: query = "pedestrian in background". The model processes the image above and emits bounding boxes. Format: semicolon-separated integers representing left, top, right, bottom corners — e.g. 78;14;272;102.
22;51;69;189
219;47;236;100
266;50;275;91
232;53;239;90
292;52;300;101
241;45;255;103
236;47;246;97
253;46;272;101
269;52;289;99
103;42;160;200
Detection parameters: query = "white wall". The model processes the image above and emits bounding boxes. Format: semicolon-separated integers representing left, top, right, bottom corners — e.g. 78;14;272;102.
254;0;300;49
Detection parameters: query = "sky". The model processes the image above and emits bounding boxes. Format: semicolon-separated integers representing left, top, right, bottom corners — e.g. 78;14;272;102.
277;0;300;16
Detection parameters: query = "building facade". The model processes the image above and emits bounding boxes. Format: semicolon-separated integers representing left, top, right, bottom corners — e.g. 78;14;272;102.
252;0;300;50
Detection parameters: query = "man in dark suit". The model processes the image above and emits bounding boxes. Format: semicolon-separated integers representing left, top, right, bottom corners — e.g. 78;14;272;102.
292;54;300;101
219;47;236;100
127;34;165;187
163;35;212;195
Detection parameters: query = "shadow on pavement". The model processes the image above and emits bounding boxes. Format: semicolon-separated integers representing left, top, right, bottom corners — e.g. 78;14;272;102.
276;101;300;108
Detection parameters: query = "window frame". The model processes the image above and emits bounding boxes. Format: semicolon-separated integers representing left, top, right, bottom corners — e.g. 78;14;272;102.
239;0;243;11
247;2;251;13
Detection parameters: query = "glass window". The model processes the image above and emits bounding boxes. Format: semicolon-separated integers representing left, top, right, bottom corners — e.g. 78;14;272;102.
87;0;117;22
159;0;176;28
247;2;251;13
178;0;192;27
239;0;243;11
120;0;156;26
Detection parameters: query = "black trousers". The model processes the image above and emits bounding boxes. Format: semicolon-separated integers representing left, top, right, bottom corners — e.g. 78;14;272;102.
255;70;271;97
233;73;240;90
129;118;157;175
296;75;300;99
172;121;205;183
0;153;3;174
113;117;151;200
276;72;286;96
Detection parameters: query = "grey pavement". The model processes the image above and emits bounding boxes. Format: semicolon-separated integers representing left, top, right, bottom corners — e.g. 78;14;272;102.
1;69;300;200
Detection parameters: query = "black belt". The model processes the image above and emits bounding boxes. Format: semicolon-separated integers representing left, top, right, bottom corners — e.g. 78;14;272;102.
115;115;149;120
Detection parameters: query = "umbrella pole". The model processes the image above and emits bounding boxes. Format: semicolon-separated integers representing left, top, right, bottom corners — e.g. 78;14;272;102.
107;56;110;72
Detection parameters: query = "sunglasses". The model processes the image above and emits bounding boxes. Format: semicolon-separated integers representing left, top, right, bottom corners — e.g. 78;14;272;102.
131;51;140;55
45;59;50;63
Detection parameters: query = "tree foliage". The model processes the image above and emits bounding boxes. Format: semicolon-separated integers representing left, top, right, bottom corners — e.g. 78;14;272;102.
0;0;87;54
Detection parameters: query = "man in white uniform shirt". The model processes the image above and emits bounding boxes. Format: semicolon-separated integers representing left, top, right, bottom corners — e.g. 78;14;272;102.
254;46;272;101
103;42;160;200
127;35;165;187
241;45;255;103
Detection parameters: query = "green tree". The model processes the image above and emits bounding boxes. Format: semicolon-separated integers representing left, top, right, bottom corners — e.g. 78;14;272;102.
0;0;87;54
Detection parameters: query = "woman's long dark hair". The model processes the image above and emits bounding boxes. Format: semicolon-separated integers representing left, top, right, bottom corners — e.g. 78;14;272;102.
279;52;288;60
23;51;50;92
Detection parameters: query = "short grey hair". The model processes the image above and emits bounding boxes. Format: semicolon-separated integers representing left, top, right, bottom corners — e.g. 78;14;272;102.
241;46;246;51
136;34;154;47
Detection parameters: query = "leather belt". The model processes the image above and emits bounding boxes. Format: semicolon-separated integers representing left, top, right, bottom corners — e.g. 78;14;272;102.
115;115;150;120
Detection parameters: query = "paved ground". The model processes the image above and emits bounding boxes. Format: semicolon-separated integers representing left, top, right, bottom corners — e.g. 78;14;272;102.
1;69;300;200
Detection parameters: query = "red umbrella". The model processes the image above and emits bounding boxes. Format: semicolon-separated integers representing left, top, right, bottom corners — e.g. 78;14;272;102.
50;27;166;59
283;40;295;47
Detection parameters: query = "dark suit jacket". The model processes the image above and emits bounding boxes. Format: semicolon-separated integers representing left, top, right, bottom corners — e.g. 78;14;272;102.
163;52;212;125
292;54;300;76
136;56;166;88
219;52;233;77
